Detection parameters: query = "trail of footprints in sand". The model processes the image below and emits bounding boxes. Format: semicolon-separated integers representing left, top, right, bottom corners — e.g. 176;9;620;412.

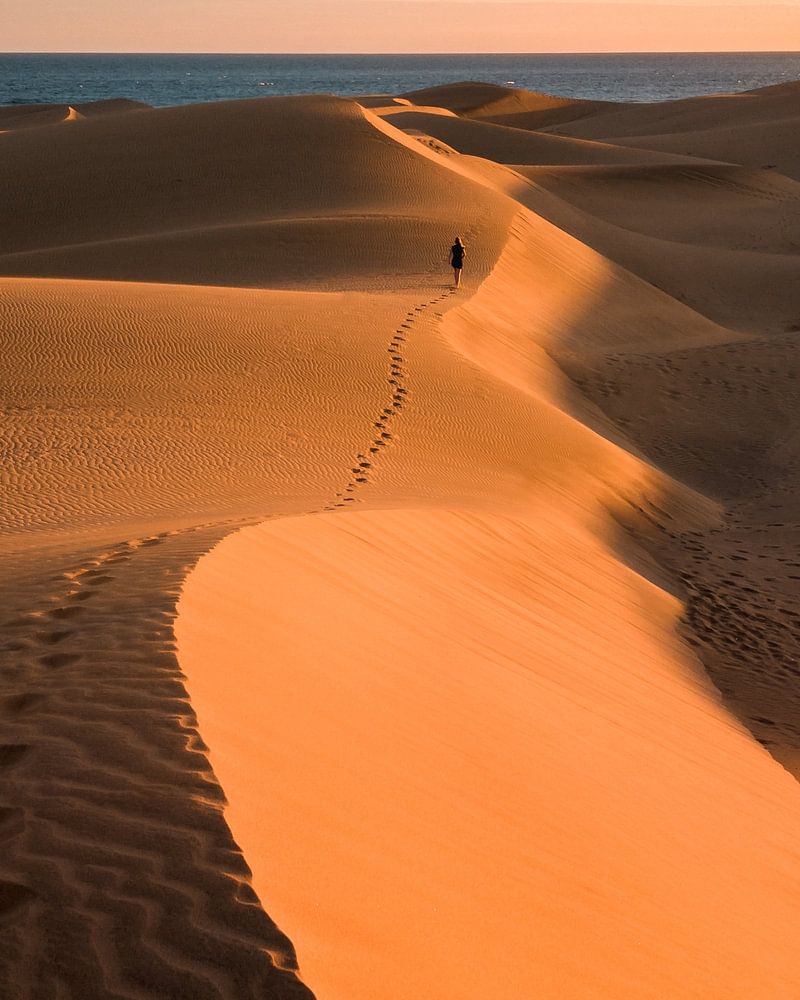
0;524;313;998
321;288;455;513
0;278;461;991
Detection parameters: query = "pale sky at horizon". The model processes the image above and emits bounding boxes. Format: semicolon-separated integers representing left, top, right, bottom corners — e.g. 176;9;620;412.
5;0;800;53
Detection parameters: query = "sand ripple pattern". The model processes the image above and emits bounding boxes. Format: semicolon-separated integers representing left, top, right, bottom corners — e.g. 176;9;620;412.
0;528;313;999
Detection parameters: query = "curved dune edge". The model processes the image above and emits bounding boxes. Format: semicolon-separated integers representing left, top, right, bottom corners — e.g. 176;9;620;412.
175;189;800;997
176;509;800;1000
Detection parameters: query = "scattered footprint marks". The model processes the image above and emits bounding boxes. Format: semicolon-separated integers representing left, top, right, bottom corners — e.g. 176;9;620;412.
0;882;36;921
139;536;166;548
36;630;73;645
0;745;29;768
46;605;83;621
40;652;81;670
3;693;44;715
0;807;24;843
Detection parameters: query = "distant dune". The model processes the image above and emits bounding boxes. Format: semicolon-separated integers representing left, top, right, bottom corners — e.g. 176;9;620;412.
3;79;800;999
0;97;149;132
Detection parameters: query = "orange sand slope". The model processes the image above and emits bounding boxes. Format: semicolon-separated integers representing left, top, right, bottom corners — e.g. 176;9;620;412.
3;82;800;999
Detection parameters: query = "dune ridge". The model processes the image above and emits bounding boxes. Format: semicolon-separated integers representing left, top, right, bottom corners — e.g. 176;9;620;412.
3;78;800;998
0;98;149;133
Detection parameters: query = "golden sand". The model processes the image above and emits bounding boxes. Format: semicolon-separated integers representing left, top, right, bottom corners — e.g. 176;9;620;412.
3;82;800;997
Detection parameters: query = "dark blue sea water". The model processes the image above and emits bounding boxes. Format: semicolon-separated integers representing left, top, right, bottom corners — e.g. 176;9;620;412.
1;52;799;108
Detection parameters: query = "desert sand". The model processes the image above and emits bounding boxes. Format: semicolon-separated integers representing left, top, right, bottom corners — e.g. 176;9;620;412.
2;80;800;998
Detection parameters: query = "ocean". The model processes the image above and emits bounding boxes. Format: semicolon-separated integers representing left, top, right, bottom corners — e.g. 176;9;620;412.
1;52;799;107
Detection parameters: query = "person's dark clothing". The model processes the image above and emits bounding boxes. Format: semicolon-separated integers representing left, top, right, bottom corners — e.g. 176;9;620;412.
451;244;465;269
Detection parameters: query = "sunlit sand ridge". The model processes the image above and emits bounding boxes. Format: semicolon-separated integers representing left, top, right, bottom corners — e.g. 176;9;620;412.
2;81;800;998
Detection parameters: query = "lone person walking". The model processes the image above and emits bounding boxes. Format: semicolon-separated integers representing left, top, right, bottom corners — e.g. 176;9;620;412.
450;236;466;288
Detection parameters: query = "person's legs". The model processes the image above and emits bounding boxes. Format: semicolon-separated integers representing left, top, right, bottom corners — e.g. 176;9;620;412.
453;267;461;288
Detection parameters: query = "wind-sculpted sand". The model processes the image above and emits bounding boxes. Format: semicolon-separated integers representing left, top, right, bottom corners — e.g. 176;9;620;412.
2;80;800;998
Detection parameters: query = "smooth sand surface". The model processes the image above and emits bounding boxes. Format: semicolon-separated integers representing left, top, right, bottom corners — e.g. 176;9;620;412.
3;81;800;998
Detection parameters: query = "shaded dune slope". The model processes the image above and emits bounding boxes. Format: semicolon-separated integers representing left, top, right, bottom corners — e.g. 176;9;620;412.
549;79;800;140
546;80;800;181
402;80;614;129
489;164;800;335
379;108;704;167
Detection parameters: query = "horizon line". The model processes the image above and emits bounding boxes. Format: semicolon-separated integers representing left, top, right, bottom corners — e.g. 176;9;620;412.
3;49;800;56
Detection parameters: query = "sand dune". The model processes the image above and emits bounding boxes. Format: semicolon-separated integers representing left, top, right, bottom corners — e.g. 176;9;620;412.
550;79;800;140
178;507;800;1000
0;96;510;288
499;169;800;334
402;80;613;129
546;80;800;181
380;108;704;167
4;79;800;999
521;162;800;251
0;98;149;132
606;117;800;183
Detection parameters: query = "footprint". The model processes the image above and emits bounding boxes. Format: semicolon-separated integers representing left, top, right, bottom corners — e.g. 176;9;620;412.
3;639;30;653
0;745;29;768
3;617;36;629
46;606;82;621
3;693;44;715
0;882;36;921
139;537;164;548
0;807;24;842
36;630;72;645
40;653;81;670
84;575;113;587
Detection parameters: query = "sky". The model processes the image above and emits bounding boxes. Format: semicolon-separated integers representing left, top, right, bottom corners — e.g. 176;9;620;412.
5;0;800;53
